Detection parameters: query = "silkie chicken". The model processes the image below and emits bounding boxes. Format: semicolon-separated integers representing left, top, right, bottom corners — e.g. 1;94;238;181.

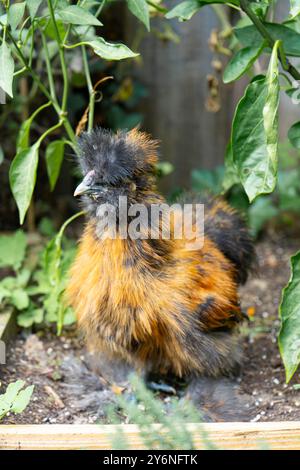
66;127;254;387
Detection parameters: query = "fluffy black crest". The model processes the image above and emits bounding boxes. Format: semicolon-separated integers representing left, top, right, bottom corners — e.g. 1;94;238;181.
77;127;156;185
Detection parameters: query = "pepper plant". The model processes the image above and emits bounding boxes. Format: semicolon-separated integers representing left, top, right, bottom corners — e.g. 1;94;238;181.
0;0;156;225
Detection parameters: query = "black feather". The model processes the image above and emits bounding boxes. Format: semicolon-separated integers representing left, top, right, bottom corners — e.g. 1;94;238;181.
204;200;255;284
76;128;155;185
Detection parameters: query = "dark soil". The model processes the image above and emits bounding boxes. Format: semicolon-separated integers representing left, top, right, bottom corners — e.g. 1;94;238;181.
1;233;300;424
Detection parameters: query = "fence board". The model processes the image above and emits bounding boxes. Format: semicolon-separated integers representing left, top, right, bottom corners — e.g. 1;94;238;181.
1;422;300;450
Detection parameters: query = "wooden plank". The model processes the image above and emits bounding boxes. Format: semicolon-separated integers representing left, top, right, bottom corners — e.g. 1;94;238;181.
124;7;234;192
1;422;300;450
0;309;16;343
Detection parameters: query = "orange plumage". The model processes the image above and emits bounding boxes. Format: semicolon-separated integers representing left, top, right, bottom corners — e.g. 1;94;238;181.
66;128;254;379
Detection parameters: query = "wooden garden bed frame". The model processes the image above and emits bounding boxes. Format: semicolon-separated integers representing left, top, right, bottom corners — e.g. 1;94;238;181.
0;422;300;450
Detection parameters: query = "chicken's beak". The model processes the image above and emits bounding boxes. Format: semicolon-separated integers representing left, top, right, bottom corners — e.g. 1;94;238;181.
74;181;90;197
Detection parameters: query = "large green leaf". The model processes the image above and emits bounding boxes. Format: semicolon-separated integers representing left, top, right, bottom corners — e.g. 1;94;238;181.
235;22;300;57
57;5;103;26
223;43;265;83
89;38;139;60
26;0;43;18
222;143;240;191
262;41;280;195
232;78;268;202
0;230;27;270
7;2;26;30
279;252;300;382
166;0;239;21
45;140;65;191
0;41;14;97
248;196;278;237
127;0;150;31
9;143;39;224
231;43;280;203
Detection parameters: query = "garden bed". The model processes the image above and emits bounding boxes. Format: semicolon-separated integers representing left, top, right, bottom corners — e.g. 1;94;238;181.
1;233;300;425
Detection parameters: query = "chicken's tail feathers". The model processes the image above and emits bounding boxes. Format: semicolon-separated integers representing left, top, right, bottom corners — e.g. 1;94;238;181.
204;198;255;284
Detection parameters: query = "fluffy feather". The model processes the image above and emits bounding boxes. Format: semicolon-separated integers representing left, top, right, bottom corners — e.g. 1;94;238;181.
67;127;254;379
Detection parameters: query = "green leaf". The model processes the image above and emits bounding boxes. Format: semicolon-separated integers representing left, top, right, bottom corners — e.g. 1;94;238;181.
155;161;174;177
40;17;66;41
235;22;300;57
18;307;43;327
288;121;300;149
17;268;31;286
231;44;280;204
9;143;39;225
0;284;11;303
11;289;29;310
89;38;139;60
232;78;268;202
45;140;65;191
62;306;76;326
165;0;201;21
0;230;27;270
0;41;14;98
57;5;103;26
248;196;278;237
1;380;25;405
0;381;33;420
279;251;300;382
26;0;43;18
127;0;150;31
16;102;51;153
166;0;239;21
7;2;26;30
17;121;31;153
192;166;225;195
263;41;280;189
222;143;240;191
10;385;34;414
223;43;265;84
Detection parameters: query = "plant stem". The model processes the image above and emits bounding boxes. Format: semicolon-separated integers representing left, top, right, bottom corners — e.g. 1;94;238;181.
211;4;232;32
82;0;106;36
240;0;300;81
81;45;95;131
37;120;63;146
46;14;67;112
4;23;76;143
20;76;36;232
47;0;69;112
81;46;93;93
41;30;58;104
